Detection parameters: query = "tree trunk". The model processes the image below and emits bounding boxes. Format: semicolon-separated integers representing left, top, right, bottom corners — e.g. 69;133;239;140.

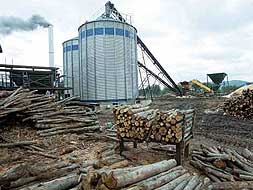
208;181;253;190
104;159;177;189
126;166;187;190
155;173;191;190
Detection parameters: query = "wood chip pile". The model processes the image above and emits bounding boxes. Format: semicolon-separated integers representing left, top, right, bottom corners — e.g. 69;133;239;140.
113;105;195;144
223;89;253;120
191;144;253;185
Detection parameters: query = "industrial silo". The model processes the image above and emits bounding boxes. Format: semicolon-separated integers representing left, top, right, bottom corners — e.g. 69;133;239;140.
78;17;138;102
62;37;79;97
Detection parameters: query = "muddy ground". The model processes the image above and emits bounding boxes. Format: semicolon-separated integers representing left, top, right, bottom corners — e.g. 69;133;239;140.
99;95;253;150
1;95;252;177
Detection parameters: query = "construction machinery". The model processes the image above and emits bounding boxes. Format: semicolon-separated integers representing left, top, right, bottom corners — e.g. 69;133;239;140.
191;79;213;93
180;79;213;95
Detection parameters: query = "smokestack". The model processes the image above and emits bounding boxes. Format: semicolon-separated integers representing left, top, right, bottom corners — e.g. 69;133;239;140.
48;25;54;67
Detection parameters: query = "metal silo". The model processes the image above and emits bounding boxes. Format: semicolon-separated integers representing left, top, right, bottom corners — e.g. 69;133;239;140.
62;37;79;97
78;17;138;102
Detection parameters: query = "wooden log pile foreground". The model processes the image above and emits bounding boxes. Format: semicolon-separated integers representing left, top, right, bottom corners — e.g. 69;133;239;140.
223;89;253;120
0;87;99;136
113;105;195;144
191;144;253;189
1;140;210;190
85;158;210;190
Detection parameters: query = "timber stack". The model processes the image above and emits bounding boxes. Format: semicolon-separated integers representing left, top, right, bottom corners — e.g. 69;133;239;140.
149;109;195;143
113;105;157;141
85;159;210;190
0;87;99;136
223;89;253;120
113;105;195;144
191;144;253;187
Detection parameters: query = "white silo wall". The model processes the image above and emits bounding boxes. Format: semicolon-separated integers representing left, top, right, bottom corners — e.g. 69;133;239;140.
78;18;138;102
62;37;79;96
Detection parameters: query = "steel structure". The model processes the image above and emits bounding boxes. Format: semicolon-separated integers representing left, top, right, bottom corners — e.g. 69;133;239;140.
103;1;182;96
63;37;79;96
0;64;65;93
78;8;138;102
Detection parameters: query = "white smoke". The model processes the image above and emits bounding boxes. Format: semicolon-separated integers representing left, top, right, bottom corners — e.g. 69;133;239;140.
0;14;51;35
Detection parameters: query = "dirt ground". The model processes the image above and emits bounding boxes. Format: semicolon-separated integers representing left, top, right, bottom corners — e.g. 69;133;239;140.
1;95;253;178
99;95;253;150
152;95;253;150
97;95;253;172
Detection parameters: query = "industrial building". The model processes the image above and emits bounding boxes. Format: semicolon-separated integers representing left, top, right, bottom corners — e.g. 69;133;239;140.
63;37;79;97
63;3;138;102
0;64;60;93
62;1;181;102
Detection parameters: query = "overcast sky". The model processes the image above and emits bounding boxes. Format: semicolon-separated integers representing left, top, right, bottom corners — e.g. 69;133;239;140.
0;0;253;83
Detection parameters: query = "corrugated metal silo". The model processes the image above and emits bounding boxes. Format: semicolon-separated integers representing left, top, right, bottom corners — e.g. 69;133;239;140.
78;18;138;102
63;37;79;96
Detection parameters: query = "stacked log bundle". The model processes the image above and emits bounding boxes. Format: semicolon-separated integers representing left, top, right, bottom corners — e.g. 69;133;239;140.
0;87;99;136
223;89;253;120
85;159;209;190
113;105;158;141
113;105;195;144
191;144;253;184
149;109;195;143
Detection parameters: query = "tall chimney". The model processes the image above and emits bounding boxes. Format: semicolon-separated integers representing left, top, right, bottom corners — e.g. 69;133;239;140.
48;25;54;67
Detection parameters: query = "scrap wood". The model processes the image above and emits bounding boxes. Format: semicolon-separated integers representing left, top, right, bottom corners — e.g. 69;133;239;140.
207;181;253;190
0;141;35;148
191;144;253;182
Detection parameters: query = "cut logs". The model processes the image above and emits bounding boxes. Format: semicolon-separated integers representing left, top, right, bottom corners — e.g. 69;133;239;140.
84;159;207;190
113;105;195;144
149;109;195;143
0;87;100;136
191;144;253;183
223;88;253;120
113;105;157;141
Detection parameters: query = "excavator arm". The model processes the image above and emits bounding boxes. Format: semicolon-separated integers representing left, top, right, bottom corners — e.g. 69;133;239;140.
191;79;213;93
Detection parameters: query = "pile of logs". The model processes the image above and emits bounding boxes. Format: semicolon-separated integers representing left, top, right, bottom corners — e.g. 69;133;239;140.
150;109;195;143
113;105;157;141
0;159;83;189
114;105;195;144
191;144;253;184
0;87;99;136
85;159;209;190
223;89;253;120
0;143;122;190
